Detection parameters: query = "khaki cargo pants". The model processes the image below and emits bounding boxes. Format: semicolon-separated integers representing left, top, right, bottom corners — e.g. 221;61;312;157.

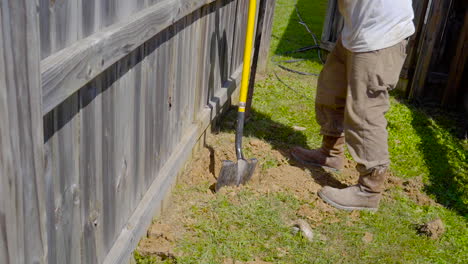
316;39;408;173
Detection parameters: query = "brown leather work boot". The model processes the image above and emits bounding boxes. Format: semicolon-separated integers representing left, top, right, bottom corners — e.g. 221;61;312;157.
318;166;387;211
291;136;345;171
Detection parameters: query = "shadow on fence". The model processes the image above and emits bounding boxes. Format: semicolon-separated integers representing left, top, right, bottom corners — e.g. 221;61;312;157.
43;0;237;142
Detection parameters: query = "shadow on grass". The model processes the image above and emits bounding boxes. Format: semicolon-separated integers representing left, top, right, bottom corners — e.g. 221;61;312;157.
391;91;468;218
218;97;467;217
273;0;327;62
411;110;467;218
217;106;347;189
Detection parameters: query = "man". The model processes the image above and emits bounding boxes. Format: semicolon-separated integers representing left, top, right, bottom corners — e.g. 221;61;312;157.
291;0;415;211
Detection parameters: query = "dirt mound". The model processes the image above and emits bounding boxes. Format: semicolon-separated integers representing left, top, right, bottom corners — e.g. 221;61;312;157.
180;133;355;201
417;218;445;239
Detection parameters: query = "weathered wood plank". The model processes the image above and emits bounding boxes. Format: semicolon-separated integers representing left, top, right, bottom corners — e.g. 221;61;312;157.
133;45;148;218
145;34;163;186
194;5;209;119
112;53;138;251
400;0;430;80
321;0;337;45
101;67;118;254
43;95;82;264
442;10;468;105
154;29;170;175
320;0;343;51
165;23;175;163
257;0;276;73
79;78;105;264
410;0;453;99
0;0;46;263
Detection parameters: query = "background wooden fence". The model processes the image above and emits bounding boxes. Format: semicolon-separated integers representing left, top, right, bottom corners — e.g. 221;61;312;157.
321;0;467;109
0;0;276;263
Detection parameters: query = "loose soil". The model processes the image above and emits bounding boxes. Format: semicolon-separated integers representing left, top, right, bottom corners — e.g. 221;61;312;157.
417;218;446;240
136;132;436;260
387;175;437;207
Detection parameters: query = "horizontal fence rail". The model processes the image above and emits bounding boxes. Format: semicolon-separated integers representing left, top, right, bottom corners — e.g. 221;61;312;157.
41;0;219;114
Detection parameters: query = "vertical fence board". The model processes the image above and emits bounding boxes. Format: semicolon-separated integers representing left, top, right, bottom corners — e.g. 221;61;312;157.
43;95;82;264
0;0;46;263
400;0;431;80
410;0;453;99
113;57;137;250
257;0;276;73
101;70;117;253
79;78;105;264
443;10;468;105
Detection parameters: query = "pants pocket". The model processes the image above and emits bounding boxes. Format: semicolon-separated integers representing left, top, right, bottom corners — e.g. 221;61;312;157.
368;41;407;93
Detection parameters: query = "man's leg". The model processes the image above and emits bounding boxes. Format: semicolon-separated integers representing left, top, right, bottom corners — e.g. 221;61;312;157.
319;40;408;211
291;40;348;171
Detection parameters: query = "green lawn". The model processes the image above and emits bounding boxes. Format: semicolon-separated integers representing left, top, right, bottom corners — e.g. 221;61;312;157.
135;0;468;263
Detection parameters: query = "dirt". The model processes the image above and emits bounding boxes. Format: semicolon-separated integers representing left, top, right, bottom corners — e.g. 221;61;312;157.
362;232;374;244
387;175;436;206
417;218;445;240
138;236;176;260
223;259;273;264
136;132;435;260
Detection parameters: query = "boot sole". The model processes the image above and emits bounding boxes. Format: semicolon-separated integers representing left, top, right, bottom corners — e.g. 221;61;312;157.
318;190;378;212
291;151;342;173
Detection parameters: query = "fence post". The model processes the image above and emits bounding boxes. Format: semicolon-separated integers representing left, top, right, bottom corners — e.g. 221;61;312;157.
257;0;276;74
0;0;47;263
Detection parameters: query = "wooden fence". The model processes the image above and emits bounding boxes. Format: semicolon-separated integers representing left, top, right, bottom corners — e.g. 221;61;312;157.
0;0;276;263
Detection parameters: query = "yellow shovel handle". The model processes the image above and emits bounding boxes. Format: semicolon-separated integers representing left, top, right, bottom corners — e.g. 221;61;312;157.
238;0;257;113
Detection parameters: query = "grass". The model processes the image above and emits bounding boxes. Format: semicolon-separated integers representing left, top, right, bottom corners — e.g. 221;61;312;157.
135;0;468;263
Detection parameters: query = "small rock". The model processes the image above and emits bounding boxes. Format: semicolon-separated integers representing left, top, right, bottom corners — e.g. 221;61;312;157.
362;232;373;244
417;218;445;239
293;219;314;242
292;126;306;131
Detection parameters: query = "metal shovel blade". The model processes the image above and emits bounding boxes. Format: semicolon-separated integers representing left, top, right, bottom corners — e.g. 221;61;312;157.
215;158;258;192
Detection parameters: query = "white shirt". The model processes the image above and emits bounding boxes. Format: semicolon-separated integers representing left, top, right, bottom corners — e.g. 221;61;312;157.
338;0;415;52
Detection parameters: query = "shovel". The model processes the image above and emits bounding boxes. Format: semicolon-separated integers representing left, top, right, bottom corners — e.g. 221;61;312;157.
215;0;258;192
